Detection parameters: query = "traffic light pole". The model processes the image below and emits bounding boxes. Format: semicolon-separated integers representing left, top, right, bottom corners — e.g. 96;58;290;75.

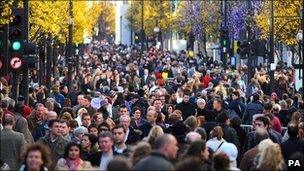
21;0;30;104
247;0;253;85
141;0;144;53
12;72;19;101
46;33;53;93
0;24;9;77
221;0;228;68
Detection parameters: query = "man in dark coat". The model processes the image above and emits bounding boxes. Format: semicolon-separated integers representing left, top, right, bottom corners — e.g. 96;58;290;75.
38;119;69;170
113;125;131;156
133;134;178;171
242;94;264;125
88;131;118;170
228;91;246;118
240;128;269;171
217;112;240;148
176;89;196;120
119;114;141;145
212;98;227;121
138;109;159;139
243;116;281;153
281;123;304;163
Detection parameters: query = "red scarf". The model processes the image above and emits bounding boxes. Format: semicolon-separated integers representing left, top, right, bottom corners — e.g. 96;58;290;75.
67;158;82;171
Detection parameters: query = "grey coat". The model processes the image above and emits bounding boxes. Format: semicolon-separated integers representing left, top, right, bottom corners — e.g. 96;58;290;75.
0;128;26;170
38;134;69;169
14;114;34;144
133;152;174;171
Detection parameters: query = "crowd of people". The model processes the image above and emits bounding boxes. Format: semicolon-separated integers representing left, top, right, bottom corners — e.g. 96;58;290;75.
0;40;304;171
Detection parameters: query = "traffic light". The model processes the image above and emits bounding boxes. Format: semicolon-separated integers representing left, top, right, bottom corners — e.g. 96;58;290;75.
0;25;9;76
9;8;24;72
220;28;230;54
25;42;37;69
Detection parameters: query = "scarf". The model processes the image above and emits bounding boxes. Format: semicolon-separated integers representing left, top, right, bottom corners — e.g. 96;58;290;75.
66;158;81;171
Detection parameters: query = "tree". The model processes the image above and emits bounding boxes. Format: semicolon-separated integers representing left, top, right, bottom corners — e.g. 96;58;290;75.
29;1;69;43
96;1;115;40
29;1;103;44
0;0;21;26
126;0;174;36
176;0;221;54
255;1;301;46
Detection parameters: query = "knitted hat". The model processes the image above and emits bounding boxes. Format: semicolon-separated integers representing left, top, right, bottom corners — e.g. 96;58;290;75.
91;98;102;110
74;126;88;136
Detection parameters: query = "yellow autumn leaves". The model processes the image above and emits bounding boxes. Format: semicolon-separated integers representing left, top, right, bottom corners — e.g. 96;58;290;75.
29;1;105;44
1;0;303;46
1;1;115;44
255;0;301;46
126;0;175;36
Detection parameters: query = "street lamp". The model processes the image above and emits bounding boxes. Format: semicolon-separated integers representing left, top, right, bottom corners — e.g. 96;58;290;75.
153;27;160;33
297;32;303;41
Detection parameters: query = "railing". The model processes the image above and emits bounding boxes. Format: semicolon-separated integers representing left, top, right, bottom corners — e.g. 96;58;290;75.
240;124;287;135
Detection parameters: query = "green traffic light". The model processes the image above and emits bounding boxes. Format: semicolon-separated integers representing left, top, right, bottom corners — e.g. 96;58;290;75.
12;41;21;51
223;40;227;46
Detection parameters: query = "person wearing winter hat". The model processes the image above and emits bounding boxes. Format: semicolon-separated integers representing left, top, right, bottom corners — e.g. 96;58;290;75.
72;126;88;144
91;98;102;110
218;142;240;170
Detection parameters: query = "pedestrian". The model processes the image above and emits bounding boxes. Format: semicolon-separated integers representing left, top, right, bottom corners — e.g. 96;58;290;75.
130;142;152;166
80;133;98;161
107;156;131;171
144;125;164;148
113;125;130;156
183;140;212;170
0;114;26;170
56;142;92;170
38;119;69;169
133;134;178;171
19;143;52;171
88;131;118;169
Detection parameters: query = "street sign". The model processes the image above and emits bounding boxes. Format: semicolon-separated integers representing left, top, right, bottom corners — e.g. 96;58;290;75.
9;56;22;69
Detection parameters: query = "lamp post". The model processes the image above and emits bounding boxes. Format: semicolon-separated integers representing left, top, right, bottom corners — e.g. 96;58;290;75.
300;4;304;96
67;0;73;91
154;26;160;48
269;0;275;94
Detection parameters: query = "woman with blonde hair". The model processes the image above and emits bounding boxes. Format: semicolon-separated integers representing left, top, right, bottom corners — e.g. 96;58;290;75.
105;118;116;131
184;115;198;131
76;108;88;126
206;126;226;152
254;139;286;171
144;125;164;148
